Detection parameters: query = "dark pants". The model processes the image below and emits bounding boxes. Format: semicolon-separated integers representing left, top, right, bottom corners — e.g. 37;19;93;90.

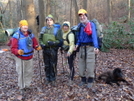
43;47;58;82
67;52;75;80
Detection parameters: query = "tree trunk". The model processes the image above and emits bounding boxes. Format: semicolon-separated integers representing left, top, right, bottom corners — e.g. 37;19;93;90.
70;0;73;25
88;0;92;19
83;0;87;10
107;0;112;23
17;0;22;23
0;1;9;27
73;0;79;24
21;0;26;19
46;0;51;16
9;0;13;28
22;0;37;38
128;0;131;21
64;0;67;20
38;0;45;32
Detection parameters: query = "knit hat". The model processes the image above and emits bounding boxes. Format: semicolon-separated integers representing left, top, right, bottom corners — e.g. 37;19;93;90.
62;23;69;27
46;14;54;20
78;9;87;15
62;21;70;28
19;20;28;27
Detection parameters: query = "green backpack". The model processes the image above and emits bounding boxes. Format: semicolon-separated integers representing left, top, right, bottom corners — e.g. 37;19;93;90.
91;19;103;49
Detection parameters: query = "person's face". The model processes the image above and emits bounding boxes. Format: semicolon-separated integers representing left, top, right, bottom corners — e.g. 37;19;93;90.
46;18;54;26
79;14;88;23
21;26;28;32
62;26;69;32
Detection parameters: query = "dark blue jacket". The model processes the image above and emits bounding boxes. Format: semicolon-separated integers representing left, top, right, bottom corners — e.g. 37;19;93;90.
76;21;99;48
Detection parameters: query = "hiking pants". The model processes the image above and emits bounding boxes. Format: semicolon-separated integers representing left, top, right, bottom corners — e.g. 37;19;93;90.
15;57;33;89
67;52;75;80
43;47;58;82
78;46;95;78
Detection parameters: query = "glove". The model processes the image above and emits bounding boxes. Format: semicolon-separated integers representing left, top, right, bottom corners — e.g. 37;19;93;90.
47;41;55;46
41;44;46;49
36;46;42;50
18;50;24;55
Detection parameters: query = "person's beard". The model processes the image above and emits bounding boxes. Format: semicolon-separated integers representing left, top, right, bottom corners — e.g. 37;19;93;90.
80;18;88;24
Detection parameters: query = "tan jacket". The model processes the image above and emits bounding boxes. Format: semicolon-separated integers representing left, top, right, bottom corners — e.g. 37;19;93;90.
62;21;75;54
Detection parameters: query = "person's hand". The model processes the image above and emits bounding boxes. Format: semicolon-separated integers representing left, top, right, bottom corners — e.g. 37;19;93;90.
41;44;46;49
94;48;99;54
36;46;42;50
48;41;55;46
67;52;71;57
74;45;78;51
18;50;24;55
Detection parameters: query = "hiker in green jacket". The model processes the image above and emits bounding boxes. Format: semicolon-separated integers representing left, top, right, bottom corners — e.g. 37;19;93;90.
61;21;75;85
39;14;62;86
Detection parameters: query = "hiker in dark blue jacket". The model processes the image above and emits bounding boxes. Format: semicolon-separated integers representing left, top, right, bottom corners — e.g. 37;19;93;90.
75;9;99;88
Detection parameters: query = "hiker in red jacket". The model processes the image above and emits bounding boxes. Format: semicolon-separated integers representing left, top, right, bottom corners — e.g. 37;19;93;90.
11;20;41;94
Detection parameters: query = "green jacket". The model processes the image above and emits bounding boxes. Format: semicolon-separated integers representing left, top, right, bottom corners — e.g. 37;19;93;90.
39;24;62;47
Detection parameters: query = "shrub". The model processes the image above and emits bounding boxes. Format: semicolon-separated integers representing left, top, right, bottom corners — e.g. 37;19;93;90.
101;20;134;52
0;29;7;44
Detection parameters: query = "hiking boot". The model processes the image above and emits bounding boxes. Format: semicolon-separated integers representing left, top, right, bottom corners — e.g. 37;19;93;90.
44;80;50;85
68;80;73;86
79;77;86;86
87;77;94;88
20;88;25;95
25;86;34;91
79;82;86;86
51;81;56;86
87;83;93;88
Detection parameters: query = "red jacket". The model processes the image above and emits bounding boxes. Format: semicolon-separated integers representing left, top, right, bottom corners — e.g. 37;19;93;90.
11;31;39;60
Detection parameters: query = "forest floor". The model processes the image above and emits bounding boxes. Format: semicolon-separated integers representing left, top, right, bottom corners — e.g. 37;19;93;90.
0;45;134;101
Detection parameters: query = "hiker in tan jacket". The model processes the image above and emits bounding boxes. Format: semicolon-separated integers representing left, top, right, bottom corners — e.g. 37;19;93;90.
61;21;76;85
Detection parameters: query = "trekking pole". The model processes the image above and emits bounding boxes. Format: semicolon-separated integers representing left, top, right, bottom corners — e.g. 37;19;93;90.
94;54;97;81
21;59;24;97
64;54;70;76
37;50;43;89
61;50;65;74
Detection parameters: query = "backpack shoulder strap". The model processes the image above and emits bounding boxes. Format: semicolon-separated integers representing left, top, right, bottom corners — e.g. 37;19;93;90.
12;32;20;39
27;29;34;38
40;26;47;34
53;23;61;36
66;31;73;44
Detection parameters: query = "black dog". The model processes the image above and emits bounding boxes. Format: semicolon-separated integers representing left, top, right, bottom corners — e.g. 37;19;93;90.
98;68;129;86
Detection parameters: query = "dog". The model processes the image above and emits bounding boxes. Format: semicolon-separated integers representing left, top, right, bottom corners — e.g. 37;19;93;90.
98;68;129;86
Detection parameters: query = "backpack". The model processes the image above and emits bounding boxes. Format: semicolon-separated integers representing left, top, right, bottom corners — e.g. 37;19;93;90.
66;25;80;44
5;28;32;46
62;25;79;52
91;19;103;49
5;28;19;37
5;28;19;46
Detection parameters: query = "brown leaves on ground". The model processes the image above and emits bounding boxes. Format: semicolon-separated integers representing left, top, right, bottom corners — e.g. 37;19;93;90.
0;46;134;101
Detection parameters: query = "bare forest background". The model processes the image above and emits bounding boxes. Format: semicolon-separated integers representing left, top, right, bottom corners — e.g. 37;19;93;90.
0;0;134;38
0;0;134;100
